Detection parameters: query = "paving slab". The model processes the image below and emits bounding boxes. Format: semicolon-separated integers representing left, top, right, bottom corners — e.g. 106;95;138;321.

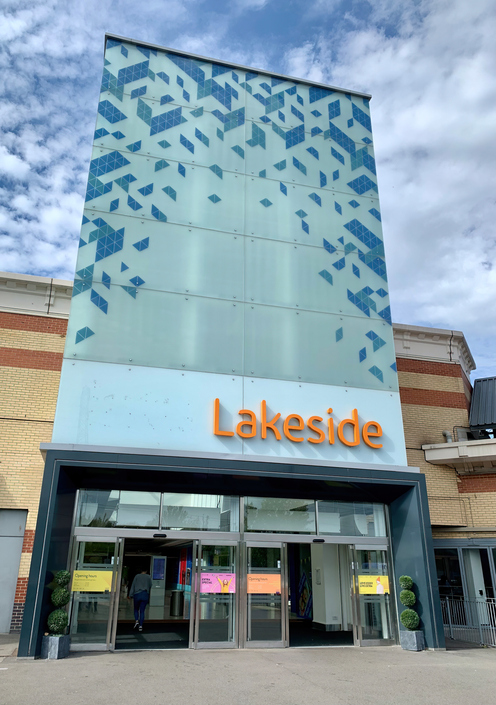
1;645;495;705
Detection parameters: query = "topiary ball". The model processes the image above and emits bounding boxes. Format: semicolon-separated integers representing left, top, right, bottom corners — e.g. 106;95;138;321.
51;587;71;608
400;608;420;631
400;589;416;607
47;609;68;634
399;575;413;590
54;570;71;588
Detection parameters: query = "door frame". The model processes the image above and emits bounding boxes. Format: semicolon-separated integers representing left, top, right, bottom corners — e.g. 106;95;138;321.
241;540;288;648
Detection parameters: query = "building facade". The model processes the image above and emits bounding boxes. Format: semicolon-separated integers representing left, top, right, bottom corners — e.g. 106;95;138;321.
13;35;452;655
4;277;495;644
0;272;71;633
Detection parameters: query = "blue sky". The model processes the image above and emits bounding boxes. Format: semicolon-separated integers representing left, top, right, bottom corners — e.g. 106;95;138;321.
1;0;495;378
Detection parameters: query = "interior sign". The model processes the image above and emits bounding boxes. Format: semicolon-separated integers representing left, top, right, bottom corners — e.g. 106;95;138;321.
213;398;383;449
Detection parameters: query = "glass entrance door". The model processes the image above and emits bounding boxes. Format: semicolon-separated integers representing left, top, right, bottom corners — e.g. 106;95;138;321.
69;538;122;650
192;540;238;648
243;542;288;648
351;545;395;646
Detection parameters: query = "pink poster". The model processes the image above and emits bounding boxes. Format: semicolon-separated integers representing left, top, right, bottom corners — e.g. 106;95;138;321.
200;573;236;593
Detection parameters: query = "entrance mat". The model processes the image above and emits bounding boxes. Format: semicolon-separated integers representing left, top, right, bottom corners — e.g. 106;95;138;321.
115;621;189;650
289;621;354;648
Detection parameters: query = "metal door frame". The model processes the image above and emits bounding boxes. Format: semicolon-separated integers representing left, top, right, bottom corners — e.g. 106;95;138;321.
192;538;239;649
241;540;288;648
68;536;122;652
350;543;396;647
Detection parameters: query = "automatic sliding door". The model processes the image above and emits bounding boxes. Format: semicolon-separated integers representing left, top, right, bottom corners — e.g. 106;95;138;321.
351;545;395;646
194;540;238;648
69;538;121;650
244;542;287;648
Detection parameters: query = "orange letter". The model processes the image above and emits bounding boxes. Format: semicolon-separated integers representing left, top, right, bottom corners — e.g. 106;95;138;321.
307;416;325;444
213;398;234;437
327;408;335;445
362;421;383;449
236;409;256;438
284;414;304;442
261;400;281;440
337;409;360;447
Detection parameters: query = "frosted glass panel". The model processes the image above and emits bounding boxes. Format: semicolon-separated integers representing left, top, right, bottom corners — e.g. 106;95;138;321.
244;304;398;391
245;237;388;318
245;497;316;534
66;40;397;397
66;288;244;374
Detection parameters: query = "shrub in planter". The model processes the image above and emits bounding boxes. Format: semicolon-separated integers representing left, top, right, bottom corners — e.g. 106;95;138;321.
41;569;71;659
400;608;420;631
398;575;424;651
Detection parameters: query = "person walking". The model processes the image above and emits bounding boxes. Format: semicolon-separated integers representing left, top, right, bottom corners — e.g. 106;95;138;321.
128;568;152;632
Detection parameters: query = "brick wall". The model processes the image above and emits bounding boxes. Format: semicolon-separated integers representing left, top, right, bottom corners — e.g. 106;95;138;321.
397;357;496;537
0;312;67;632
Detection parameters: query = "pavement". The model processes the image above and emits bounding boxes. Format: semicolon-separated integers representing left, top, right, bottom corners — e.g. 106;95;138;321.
1;637;495;705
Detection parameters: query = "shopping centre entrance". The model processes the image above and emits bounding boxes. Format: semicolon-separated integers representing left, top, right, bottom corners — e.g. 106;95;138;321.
69;534;395;651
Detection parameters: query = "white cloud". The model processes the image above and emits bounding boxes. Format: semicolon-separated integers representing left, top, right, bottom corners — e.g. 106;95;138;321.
1;0;495;377
283;0;496;376
0;145;31;179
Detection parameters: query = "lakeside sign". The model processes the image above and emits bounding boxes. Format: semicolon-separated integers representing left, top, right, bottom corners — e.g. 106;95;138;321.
213;398;383;449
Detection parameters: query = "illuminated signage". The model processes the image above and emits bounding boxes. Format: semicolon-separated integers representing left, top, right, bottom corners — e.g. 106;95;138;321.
213;398;383;449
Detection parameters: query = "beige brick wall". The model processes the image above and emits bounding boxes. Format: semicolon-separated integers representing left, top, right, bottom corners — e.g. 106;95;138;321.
400;363;496;537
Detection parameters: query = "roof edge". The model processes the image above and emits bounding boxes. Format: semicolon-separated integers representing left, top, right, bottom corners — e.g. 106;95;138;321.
104;32;373;101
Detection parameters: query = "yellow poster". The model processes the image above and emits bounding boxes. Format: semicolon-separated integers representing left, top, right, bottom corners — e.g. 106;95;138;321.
247;574;281;594
358;575;390;595
71;570;113;592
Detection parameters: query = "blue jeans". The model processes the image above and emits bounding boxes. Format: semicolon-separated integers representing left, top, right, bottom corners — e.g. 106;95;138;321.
133;590;149;626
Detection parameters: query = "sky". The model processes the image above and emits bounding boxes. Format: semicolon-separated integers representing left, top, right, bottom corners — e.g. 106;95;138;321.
1;0;495;378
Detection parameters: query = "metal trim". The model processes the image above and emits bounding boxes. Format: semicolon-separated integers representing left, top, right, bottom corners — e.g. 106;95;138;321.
109;538;125;650
73;527;241;542
103;32;373;100
245;533;389;545
40;443;418;475
189;540;198;648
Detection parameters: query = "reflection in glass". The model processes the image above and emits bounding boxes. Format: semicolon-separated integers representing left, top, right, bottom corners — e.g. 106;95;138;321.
462;548;494;600
435;548;463;598
77;490;160;529
245;497;316;534
197;545;236;644
247;546;282;642
162;494;238;532
318;501;386;537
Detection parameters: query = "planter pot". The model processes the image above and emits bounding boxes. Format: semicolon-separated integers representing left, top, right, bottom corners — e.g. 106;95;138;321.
400;630;425;651
41;634;71;660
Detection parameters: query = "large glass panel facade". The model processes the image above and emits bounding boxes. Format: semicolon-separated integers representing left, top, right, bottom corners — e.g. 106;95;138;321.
77;490;387;538
244;497;316;534
318;501;386;537
161;494;239;532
